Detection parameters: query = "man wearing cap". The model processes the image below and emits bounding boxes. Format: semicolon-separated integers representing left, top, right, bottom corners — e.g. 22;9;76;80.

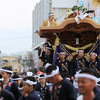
88;52;100;77
45;64;77;100
55;51;70;75
76;68;100;100
42;12;57;26
35;74;50;100
18;76;43;100
42;45;54;66
0;67;21;100
70;49;87;81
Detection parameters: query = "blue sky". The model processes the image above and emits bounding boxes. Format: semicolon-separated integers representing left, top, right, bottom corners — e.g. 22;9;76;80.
0;0;40;54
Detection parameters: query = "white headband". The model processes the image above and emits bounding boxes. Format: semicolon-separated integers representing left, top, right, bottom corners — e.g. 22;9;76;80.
39;77;45;80
27;72;33;76
46;47;52;50
23;80;37;85
90;52;97;57
77;50;84;52
0;69;13;74
75;73;97;82
60;52;66;54
45;66;59;78
12;78;22;81
0;78;3;81
66;78;70;80
49;13;54;16
45;63;51;69
19;87;23;90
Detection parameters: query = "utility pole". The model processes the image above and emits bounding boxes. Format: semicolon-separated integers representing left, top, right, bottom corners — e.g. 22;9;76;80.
88;0;90;10
77;0;79;6
49;0;52;12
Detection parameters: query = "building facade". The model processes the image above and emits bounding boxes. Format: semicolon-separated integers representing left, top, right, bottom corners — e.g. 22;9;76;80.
1;55;22;72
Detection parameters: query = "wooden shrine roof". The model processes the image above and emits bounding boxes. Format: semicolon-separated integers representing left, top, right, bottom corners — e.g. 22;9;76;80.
39;18;100;47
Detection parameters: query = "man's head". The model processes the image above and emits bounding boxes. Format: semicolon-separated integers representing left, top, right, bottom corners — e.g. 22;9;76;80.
11;74;21;86
43;42;49;50
75;68;97;95
77;49;84;59
0;67;13;79
22;76;36;94
49;12;54;20
39;74;46;84
45;64;61;85
45;46;52;54
90;52;97;61
19;82;28;97
59;52;66;61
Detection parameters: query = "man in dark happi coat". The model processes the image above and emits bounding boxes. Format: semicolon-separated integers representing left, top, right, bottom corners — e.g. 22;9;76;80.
0;67;21;100
19;76;43;100
45;64;77;100
35;74;50;100
88;52;100;77
70;49;87;81
42;45;54;66
55;51;70;75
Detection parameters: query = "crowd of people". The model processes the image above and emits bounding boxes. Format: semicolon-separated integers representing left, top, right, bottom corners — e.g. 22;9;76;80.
0;40;99;100
38;42;100;77
0;3;100;99
0;61;100;100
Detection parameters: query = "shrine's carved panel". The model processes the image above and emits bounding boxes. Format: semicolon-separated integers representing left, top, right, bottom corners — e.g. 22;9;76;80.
58;31;98;47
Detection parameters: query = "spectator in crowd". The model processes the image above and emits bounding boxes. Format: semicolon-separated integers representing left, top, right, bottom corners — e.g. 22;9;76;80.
45;64;77;100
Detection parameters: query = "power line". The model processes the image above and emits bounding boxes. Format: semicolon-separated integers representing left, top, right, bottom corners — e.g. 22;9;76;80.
0;35;32;41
